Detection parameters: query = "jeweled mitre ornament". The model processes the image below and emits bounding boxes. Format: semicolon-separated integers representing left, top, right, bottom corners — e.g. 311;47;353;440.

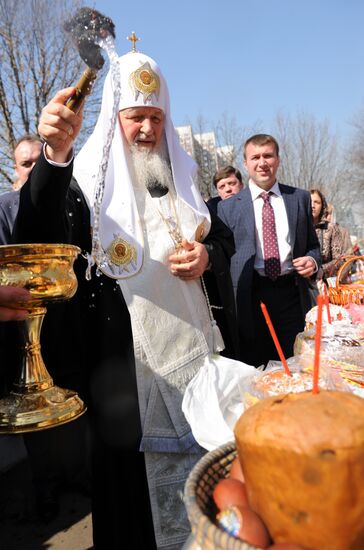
129;62;160;103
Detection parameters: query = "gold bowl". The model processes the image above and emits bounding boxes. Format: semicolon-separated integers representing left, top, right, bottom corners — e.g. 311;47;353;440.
0;243;86;433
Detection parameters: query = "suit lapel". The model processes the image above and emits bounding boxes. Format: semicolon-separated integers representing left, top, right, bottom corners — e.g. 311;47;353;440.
280;184;298;250
238;187;255;243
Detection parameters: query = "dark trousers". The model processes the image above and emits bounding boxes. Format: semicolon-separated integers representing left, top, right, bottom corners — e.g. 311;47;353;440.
239;271;304;368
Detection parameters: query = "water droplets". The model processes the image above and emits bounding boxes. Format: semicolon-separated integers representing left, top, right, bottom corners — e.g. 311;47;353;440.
85;34;121;280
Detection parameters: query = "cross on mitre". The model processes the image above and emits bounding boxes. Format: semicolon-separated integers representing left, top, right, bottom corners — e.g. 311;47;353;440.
127;31;140;52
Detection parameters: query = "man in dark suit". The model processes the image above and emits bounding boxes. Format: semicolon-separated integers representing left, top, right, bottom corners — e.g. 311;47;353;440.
218;134;320;367
0;134;90;522
0;134;42;244
207;165;244;214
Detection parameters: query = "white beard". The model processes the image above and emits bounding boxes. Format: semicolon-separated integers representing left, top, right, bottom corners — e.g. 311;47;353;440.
130;140;174;193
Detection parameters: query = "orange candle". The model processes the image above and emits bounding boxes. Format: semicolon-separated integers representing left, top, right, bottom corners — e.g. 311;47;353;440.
313;295;324;394
323;284;332;324
260;302;291;376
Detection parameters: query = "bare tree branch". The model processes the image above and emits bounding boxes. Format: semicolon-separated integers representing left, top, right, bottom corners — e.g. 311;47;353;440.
274;111;340;196
0;0;105;191
181;113;261;196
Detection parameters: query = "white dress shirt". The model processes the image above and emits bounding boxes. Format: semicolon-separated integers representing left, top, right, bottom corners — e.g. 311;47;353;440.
249;179;294;276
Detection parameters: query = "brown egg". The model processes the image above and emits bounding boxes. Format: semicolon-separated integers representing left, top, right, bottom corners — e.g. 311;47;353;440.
229;456;245;483
212;478;249;511
267;545;310;550
217;505;271;548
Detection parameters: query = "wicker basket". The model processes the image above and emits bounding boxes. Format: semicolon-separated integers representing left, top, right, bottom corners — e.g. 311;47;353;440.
184;441;262;550
328;255;364;305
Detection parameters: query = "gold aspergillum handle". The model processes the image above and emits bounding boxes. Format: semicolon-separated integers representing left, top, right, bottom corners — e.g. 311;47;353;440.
66;66;98;113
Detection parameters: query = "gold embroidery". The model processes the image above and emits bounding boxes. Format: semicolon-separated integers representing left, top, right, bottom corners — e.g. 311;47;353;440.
107;237;137;269
129;62;160;103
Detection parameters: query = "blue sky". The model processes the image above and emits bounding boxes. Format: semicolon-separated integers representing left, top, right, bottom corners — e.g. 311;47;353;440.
94;0;364;143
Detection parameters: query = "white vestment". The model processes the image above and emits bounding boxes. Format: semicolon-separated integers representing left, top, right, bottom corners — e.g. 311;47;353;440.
74;51;216;550
118;188;213;549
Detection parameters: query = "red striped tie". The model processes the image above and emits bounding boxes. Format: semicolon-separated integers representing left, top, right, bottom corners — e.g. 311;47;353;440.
261;191;281;280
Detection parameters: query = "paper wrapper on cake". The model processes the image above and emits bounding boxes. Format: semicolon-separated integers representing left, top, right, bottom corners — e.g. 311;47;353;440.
234;390;364;550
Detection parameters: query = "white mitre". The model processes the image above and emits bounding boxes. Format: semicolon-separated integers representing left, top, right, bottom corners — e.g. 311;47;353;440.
74;51;211;279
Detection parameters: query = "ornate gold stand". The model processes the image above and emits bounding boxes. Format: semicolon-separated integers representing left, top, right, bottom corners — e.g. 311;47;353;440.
0;244;86;433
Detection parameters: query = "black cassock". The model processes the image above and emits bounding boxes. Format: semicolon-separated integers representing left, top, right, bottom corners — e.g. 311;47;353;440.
9;151;238;549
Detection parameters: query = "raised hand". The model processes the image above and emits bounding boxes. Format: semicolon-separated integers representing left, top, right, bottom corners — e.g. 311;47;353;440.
38;87;84;163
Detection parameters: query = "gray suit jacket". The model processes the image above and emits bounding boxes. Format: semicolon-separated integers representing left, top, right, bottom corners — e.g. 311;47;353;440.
217;184;321;339
0;190;19;245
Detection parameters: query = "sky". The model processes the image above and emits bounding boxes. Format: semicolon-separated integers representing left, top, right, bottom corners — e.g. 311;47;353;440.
93;0;364;145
